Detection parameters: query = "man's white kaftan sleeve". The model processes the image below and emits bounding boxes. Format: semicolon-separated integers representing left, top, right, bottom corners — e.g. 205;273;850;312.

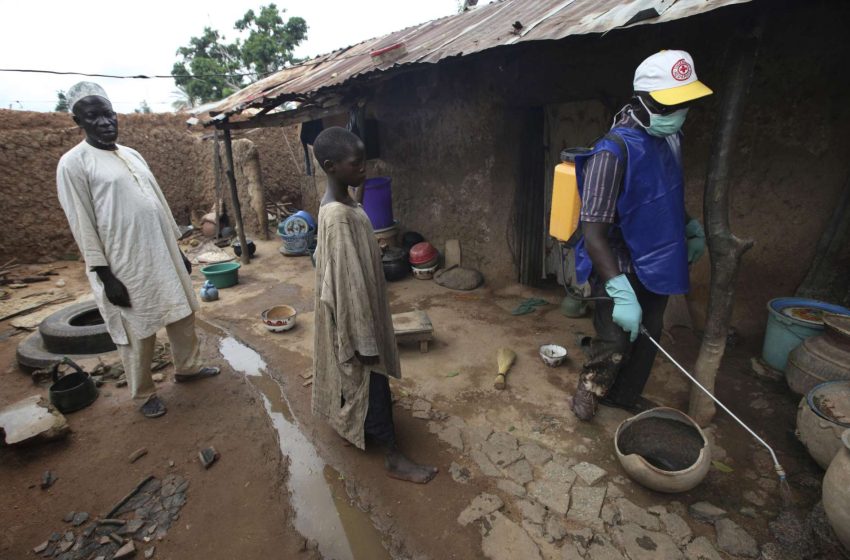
56;158;109;270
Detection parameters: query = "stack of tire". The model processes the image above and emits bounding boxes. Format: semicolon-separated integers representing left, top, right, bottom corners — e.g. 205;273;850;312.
16;301;116;370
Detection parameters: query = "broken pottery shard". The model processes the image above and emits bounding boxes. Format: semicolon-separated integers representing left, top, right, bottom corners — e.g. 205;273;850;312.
462;424;494;450
480;512;543;560
568;486;606;523
199;447;219;469
114;540;136;559
544;514;566;541
528;480;570;515
688;501;727;523
32;541;48;554
457;493;503;526
144;546;156;559
660;512;693;546
496;479;527;497
519;442;552;466
714;518;759;558
587;538;625;560
129;447;148;463
482;440;523;468
41;470;57;490
0;396;69;445
471;449;501;477
71;512;89;526
449;462;471;484
684;536;722;560
64;511;76;523
572;461;607;486
517;499;546;525
541;455;577;486
503;459;533;485
615;498;661;531
616;522;683;560
437;425;464;451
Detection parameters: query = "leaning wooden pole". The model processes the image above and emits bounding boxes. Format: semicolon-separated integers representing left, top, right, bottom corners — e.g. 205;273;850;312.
688;31;758;426
221;123;251;265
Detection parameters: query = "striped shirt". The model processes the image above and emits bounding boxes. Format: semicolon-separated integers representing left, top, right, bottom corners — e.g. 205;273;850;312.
580;111;639;274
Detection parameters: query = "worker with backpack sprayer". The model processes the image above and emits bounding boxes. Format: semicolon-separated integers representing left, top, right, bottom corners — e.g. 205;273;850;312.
551;50;712;421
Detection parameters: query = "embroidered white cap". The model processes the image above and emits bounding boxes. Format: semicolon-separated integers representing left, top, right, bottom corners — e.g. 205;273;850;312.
633;50;712;106
67;81;110;113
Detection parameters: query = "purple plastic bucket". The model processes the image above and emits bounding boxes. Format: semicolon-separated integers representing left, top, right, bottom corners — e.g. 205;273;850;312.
362;177;394;230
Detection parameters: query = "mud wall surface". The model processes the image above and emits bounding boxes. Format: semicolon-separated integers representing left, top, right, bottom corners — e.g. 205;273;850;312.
366;0;848;336
0;111;300;262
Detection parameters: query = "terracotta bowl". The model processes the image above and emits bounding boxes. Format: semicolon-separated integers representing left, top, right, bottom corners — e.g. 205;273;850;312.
261;305;297;332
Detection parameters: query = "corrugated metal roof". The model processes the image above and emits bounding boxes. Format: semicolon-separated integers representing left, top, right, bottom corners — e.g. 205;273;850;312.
199;0;751;123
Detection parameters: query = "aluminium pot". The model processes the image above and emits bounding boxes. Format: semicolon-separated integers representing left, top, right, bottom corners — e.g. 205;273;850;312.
49;358;99;414
823;429;850;552
786;313;850;396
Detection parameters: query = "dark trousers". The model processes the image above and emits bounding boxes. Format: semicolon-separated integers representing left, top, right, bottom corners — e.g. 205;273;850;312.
364;373;396;447
580;273;668;406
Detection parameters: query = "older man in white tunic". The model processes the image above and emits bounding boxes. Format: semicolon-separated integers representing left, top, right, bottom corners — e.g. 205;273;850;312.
56;82;219;418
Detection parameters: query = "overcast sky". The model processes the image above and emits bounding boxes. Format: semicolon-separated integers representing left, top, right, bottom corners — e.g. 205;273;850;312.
0;0;494;113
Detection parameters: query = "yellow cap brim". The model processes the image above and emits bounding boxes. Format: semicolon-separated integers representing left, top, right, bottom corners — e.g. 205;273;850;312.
650;80;713;106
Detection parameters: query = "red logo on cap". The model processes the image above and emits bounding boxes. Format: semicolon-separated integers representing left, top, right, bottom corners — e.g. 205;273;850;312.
672;59;692;81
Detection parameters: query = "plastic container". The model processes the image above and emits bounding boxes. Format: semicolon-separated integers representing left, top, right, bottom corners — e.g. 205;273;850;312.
200;262;241;288
762;298;850;372
549;150;584;244
409;242;438;266
362;177;394;230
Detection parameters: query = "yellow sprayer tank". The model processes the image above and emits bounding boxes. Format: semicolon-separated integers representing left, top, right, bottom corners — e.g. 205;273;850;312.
549;154;582;243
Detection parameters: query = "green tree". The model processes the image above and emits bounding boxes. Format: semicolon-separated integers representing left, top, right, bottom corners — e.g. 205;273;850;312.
172;4;307;103
135;100;152;114
55;90;69;112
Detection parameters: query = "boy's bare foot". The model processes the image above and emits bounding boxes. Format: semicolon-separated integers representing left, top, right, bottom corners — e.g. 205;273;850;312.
385;448;438;484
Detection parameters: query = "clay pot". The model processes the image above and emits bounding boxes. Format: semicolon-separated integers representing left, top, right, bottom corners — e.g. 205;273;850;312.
786;313;850;396
614;407;711;493
797;381;850;469
823;429;850;551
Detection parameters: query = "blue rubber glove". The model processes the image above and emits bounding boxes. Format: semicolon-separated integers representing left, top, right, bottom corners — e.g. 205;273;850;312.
686;218;706;264
605;274;642;343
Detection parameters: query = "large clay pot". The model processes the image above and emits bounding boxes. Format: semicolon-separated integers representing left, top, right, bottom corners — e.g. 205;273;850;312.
786;313;850;396
823;429;850;551
797;381;850;469
614;407;711;493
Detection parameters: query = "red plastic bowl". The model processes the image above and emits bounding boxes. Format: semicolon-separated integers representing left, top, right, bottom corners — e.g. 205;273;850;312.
409;242;438;266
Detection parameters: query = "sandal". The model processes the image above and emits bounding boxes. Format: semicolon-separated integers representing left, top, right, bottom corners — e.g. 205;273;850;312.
174;366;221;383
141;395;167;418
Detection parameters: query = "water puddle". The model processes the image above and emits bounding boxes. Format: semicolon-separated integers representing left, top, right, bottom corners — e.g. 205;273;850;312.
218;336;390;560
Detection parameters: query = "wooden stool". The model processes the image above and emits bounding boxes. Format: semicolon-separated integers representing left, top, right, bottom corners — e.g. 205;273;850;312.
392;310;434;353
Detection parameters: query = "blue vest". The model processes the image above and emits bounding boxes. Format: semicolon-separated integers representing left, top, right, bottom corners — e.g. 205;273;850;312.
573;127;689;295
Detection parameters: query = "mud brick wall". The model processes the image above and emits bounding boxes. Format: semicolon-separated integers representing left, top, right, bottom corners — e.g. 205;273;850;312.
0;110;301;262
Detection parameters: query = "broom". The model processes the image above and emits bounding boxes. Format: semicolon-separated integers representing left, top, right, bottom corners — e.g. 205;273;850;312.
494;347;517;390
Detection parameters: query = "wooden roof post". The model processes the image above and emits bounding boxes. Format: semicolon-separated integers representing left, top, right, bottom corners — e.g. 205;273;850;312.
221;121;251;265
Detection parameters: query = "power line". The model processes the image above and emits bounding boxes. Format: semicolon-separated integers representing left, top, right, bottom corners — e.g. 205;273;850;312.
0;68;275;79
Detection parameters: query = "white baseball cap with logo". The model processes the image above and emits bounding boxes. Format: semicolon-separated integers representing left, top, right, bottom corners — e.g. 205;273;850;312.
633;50;712;106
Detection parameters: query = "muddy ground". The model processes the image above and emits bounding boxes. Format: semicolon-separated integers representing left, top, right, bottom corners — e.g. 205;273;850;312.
0;240;833;560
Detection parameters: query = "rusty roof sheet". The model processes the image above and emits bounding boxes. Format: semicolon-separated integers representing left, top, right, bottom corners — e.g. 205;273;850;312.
199;0;751;123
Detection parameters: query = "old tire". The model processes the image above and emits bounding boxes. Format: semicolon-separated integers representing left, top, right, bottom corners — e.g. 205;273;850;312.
16;331;112;371
39;301;116;355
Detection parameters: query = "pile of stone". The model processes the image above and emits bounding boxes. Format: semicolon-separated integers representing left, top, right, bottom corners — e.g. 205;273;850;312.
31;474;188;560
422;409;761;560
